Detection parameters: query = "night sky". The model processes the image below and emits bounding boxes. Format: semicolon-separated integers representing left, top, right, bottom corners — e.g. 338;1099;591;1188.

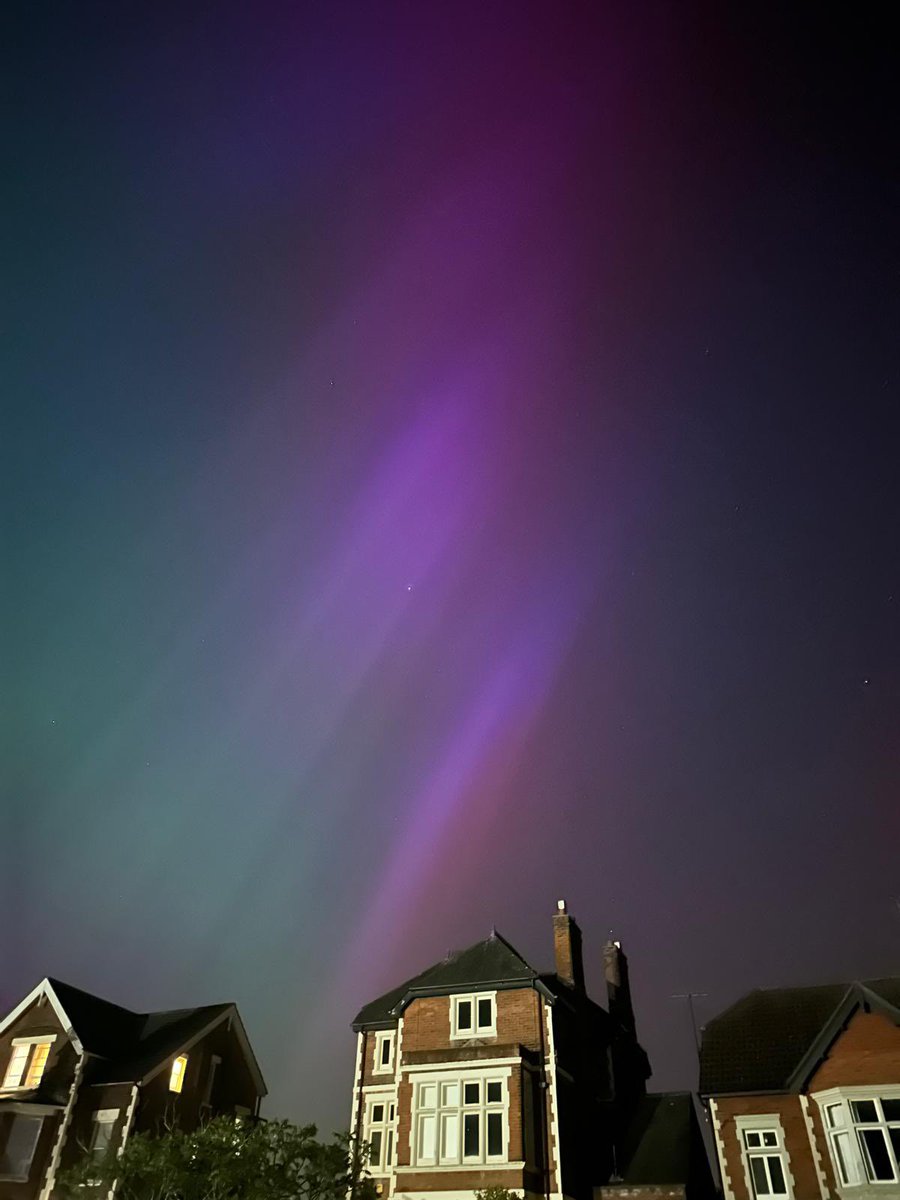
6;1;898;1131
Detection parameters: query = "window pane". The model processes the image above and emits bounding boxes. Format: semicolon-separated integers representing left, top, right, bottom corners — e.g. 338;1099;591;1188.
825;1104;844;1129
745;1133;762;1148
372;1104;384;1122
369;1131;382;1167
386;1131;393;1166
418;1114;436;1161
768;1155;787;1195
889;1129;900;1169
882;1099;900;1123
487;1081;503;1104
478;998;493;1029
91;1120;115;1157
833;1132;857;1185
464;1082;480;1105
762;1132;777;1148
419;1084;437;1110
3;1045;29;1089
441;1082;460;1107
24;1043;51;1088
456;1000;472;1031
380;1038;391;1065
0;1116;42;1180
487;1111;503;1157
859;1129;895;1181
440;1112;459;1162
463;1112;480;1158
851;1100;878;1124
750;1157;770;1196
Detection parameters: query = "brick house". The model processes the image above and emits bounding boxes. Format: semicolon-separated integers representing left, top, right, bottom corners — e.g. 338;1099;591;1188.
700;977;900;1200
350;900;667;1200
0;976;266;1199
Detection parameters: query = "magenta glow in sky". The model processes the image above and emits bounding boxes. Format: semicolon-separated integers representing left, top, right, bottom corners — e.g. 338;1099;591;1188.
6;0;898;1129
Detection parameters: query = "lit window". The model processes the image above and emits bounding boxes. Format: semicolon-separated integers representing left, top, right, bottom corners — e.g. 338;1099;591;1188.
413;1074;507;1166
169;1055;188;1094
742;1127;789;1197
0;1114;43;1182
450;993;496;1039
374;1033;395;1074
365;1100;395;1171
2;1039;54;1091
2;1046;30;1090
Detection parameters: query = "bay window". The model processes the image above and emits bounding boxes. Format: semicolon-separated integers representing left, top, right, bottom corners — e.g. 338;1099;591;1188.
413;1073;507;1166
818;1092;900;1187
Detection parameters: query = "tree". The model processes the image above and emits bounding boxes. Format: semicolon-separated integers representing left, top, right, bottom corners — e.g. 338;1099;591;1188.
474;1189;522;1200
57;1116;378;1200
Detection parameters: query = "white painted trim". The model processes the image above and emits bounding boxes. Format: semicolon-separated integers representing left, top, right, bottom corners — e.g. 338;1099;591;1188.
734;1113;796;1200
403;1055;523;1074
709;1099;736;1200
407;1064;513;1085
374;1032;396;1075
0;980;84;1055
450;992;498;1040
11;1034;58;1047
351;1032;365;1138
395;1161;527;1173
543;997;563;1199
800;1094;831;1200
108;1084;140;1200
39;1050;85;1200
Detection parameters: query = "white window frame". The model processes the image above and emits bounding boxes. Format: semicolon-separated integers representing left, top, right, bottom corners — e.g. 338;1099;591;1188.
374;1033;395;1075
813;1087;900;1189
735;1115;794;1200
89;1109;119;1157
1;1036;57;1092
410;1068;509;1168
364;1097;396;1173
450;992;497;1040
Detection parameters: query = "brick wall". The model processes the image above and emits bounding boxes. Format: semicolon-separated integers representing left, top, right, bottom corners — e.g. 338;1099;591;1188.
714;1095;821;1200
809;1011;900;1091
401;989;543;1054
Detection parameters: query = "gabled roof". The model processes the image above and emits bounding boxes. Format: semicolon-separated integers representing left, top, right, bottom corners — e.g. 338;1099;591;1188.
614;1094;703;1186
353;931;547;1029
0;978;266;1096
700;977;900;1095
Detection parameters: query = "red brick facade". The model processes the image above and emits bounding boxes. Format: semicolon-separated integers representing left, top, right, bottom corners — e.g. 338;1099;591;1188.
708;1003;900;1200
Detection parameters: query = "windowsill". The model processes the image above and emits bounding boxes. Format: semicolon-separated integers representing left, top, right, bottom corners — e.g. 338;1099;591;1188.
449;1032;497;1041
397;1161;525;1173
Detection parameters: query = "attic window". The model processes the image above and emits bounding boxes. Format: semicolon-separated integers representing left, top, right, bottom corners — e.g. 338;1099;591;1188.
451;993;496;1039
2;1037;56;1091
169;1055;188;1094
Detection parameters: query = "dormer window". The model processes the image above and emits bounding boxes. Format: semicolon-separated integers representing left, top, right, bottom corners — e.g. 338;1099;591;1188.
374;1032;395;1074
451;993;496;1039
169;1055;188;1094
2;1037;56;1091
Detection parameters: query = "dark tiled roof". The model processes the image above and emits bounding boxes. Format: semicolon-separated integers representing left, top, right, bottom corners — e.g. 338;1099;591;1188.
616;1094;696;1184
45;978;233;1084
700;977;900;1095
353;932;540;1028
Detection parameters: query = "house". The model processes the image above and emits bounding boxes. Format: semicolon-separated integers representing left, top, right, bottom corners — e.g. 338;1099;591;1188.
0;976;266;1199
349;900;653;1200
699;977;900;1200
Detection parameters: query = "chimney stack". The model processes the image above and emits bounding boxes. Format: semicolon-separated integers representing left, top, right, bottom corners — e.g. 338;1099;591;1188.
552;899;585;991
604;939;635;1033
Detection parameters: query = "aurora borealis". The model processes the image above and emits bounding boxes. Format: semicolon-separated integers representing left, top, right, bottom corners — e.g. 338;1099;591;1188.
6;1;897;1128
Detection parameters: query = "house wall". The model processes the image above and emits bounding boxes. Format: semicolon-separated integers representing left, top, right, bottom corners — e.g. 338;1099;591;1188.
400;990;544;1054
809;1012;900;1092
0;997;75;1199
712;1095;820;1200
